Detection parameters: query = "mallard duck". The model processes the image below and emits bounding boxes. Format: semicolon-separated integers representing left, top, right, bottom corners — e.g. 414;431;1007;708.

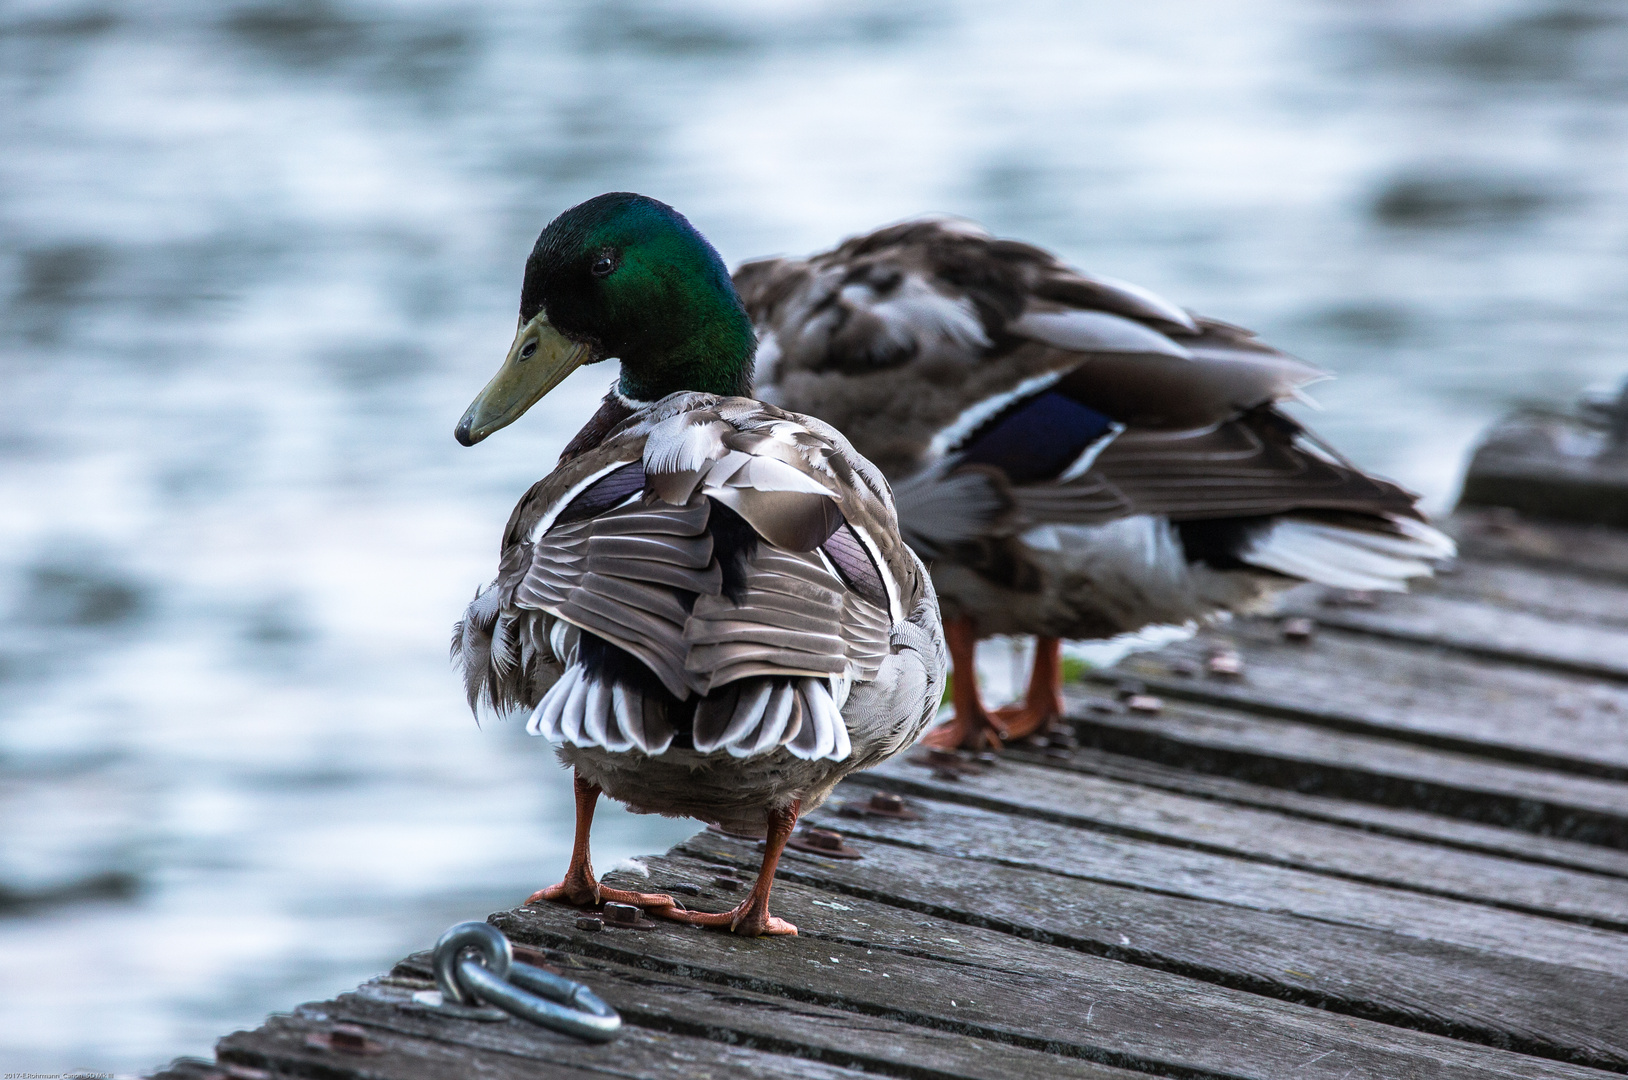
451;194;945;937
735;218;1453;751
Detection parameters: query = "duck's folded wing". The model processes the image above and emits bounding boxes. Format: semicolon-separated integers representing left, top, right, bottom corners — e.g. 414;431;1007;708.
482;401;901;743
1011;408;1424;527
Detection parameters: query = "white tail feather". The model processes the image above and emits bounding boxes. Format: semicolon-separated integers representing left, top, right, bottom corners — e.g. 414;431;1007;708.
1241;516;1453;592
533;666;850;762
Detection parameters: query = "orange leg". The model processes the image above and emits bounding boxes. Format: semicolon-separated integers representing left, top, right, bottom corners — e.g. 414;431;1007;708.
657;800;800;936
991;636;1064;741
527;772;677;911
920;616;1010;752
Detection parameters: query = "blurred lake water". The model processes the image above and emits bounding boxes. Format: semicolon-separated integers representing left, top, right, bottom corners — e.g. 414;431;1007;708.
3;0;1626;1072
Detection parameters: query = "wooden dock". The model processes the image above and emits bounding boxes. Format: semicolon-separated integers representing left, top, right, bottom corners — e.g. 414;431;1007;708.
151;506;1628;1080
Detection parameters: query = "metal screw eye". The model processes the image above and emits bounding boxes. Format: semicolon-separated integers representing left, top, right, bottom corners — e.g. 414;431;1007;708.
433;921;511;1007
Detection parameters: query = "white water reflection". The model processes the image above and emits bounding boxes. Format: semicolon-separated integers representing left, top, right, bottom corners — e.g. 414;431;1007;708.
2;0;1625;1072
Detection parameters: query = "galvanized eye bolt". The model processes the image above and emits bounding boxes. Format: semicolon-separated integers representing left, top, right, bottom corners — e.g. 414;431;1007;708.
420;921;621;1042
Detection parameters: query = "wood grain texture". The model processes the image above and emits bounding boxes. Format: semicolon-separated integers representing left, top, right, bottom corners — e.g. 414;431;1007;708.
1100;623;1628;783
500;857;1615;1080
722;807;1628;1070
379;950;1146;1080
1450;507;1628;582
1280;587;1628;683
864;757;1628;933
1058;688;1628;847
1003;743;1628;879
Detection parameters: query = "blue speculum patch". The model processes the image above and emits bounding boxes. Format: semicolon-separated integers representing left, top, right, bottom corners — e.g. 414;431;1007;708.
953;390;1116;483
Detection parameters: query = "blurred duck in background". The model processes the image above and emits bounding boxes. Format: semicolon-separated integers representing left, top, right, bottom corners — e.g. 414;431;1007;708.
737;219;1454;752
450;194;945;936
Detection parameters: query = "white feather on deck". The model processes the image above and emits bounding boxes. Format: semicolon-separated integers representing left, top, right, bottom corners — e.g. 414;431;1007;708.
1240;516;1455;592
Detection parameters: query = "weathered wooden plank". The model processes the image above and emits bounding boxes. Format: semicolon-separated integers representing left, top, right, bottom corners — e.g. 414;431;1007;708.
375;950;1146;1080
1057;688;1628;847
1104;623;1628;781
821;778;1628;973
1005;742;1628;880
864;758;1628;950
1413;561;1628;633
714;812;1628;1071
499;857;1616;1080
1279;588;1628;683
1450;507;1628;582
204;994;875;1080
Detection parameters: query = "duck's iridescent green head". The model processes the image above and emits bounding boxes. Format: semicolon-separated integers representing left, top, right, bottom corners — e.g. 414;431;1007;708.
455;192;756;445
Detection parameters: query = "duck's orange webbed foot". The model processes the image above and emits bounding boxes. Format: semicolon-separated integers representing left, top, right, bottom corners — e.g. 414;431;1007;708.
920;615;1009;751
526;875;676;911
994;636;1066;742
657;901;798;937
527;770;676;912
919;710;1006;752
655;798;801;937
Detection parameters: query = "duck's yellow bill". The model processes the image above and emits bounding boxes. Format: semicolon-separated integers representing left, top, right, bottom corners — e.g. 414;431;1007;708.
455;312;591;445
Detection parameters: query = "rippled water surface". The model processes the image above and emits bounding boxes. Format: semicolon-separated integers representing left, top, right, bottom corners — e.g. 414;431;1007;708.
4;0;1627;1072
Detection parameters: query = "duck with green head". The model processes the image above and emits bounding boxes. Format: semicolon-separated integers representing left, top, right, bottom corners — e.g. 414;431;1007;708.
451;193;945;937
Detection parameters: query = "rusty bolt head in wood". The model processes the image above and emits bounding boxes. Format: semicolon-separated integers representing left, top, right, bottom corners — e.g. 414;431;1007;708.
598;902;657;929
711;875;744;892
870;791;905;814
575;916;603;932
840;790;921;820
1207;652;1243;677
788;827;864;859
1126;694;1164;714
603;902;639;924
1281;617;1315;642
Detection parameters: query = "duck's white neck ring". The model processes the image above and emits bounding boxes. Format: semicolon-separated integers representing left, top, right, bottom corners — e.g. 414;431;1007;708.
612;384;656;411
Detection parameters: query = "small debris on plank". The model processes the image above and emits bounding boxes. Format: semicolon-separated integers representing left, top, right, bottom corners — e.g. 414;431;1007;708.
1281;616;1316;642
304;1024;382;1056
1115;678;1147;700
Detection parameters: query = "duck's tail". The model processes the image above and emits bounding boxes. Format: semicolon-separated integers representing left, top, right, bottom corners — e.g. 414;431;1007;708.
1236;514;1456;592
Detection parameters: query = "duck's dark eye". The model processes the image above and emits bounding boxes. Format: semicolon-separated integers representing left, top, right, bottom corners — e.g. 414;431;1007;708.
518;340;537;360
591;253;616;277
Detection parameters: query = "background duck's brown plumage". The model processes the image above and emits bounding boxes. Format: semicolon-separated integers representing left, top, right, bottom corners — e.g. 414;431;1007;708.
737;219;1455;674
